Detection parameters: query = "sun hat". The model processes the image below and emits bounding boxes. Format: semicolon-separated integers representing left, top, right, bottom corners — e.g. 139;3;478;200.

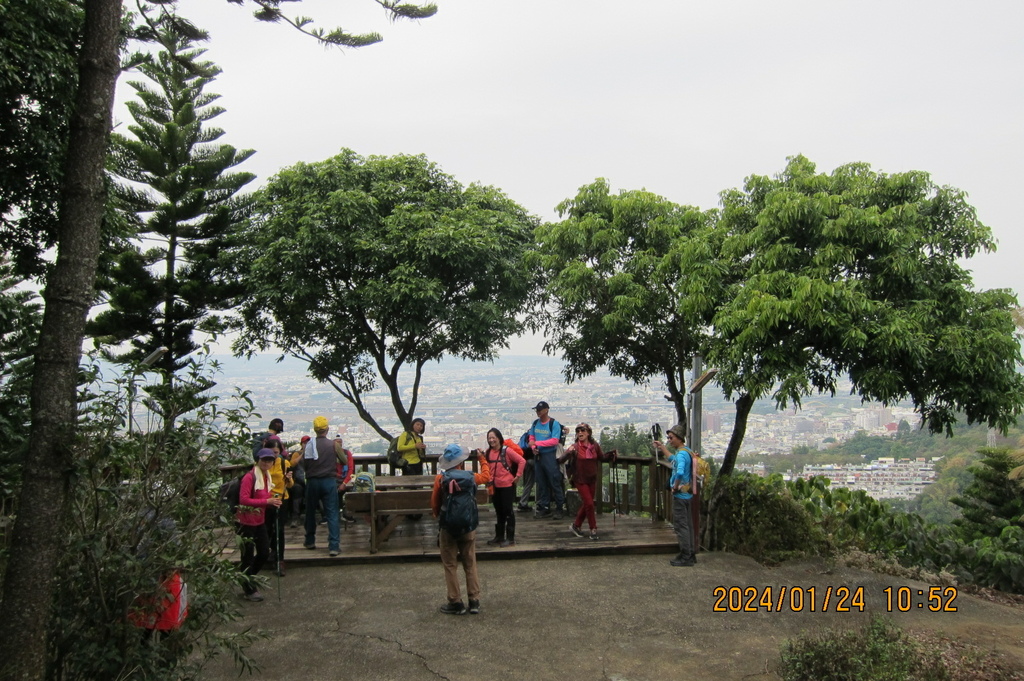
313;415;329;431
667;424;687;442
438;443;469;470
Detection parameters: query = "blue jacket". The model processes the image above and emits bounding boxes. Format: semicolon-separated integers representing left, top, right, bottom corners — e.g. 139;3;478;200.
669;448;693;500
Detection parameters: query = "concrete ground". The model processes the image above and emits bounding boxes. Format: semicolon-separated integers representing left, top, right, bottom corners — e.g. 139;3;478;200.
201;552;1024;681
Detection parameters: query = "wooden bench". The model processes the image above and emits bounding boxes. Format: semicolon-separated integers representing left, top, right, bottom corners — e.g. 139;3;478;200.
346;487;488;554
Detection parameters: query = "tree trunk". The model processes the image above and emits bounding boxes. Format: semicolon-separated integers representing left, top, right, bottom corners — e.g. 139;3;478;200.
0;0;122;677
718;392;754;477
701;392;754;550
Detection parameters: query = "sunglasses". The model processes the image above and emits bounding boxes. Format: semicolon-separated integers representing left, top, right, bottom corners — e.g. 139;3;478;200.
575;427;589;433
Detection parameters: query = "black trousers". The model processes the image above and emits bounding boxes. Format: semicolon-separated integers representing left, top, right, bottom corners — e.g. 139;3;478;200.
492;486;516;541
237;522;270;594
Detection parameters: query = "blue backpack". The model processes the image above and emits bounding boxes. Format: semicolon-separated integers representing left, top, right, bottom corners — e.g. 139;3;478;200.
439;468;479;536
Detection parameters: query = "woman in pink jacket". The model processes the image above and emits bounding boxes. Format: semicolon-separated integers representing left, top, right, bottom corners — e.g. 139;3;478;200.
236;449;283;602
482;428;526;547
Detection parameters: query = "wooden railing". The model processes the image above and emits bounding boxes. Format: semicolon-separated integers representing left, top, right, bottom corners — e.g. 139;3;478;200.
593;454;674;522
217;451;673;523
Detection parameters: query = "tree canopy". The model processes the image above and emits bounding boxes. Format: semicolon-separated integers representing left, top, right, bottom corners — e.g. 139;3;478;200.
711;156;1024;474
532;179;721;426
226;149;538;438
0;0;81;278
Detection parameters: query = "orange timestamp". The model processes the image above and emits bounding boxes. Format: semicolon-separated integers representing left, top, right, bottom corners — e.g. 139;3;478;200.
712;585;866;613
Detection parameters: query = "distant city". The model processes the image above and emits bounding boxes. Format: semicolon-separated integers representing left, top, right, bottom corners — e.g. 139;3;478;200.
175;354;933;499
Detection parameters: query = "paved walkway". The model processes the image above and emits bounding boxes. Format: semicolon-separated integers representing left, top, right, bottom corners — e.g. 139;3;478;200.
201;552;1024;681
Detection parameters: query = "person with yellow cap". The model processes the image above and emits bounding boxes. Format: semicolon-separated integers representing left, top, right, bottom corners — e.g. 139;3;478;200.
302;416;342;556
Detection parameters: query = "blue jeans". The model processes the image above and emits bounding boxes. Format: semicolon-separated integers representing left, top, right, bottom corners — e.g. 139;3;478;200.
305;476;340;552
535;451;564;512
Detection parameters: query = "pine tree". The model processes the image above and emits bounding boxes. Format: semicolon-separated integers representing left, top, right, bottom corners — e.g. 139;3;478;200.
950;447;1024;542
88;27;255;395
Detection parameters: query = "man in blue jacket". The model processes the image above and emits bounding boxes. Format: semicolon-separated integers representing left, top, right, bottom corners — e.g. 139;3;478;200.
527;401;565;520
655;424;696;567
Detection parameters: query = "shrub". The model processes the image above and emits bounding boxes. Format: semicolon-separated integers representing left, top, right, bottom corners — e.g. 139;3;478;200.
779;616;948;681
41;355;262;681
706;472;828;564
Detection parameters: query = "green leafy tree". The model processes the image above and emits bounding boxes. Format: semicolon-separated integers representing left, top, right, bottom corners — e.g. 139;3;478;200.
0;0;81;278
710;156;1024;477
226;149;537;439
87;27;255;402
532;179;721;427
0;3;437;678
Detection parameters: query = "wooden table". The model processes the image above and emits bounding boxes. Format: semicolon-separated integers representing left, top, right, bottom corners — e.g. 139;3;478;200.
346;478;488;553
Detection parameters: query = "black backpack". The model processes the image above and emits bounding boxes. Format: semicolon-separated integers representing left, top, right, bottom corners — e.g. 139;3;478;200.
439;469;479;536
218;471;247;515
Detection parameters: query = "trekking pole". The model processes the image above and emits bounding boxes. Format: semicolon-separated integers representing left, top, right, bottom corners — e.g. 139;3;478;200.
274;495;282;602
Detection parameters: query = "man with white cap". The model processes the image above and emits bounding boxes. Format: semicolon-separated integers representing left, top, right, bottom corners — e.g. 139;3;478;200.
303;416;341;556
431;444;491;615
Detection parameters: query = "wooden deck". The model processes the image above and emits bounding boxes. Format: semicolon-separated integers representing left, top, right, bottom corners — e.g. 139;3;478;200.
224;507;679;567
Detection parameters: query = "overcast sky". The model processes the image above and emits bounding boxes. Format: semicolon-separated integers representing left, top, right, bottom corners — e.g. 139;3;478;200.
134;0;1024;355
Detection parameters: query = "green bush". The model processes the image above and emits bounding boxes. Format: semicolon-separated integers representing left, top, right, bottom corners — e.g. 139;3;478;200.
779;616;948;681
41;355;263;681
706;473;828;564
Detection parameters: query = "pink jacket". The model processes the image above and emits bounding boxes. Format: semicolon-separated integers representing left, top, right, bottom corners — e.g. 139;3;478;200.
485;445;526;489
236;467;274;527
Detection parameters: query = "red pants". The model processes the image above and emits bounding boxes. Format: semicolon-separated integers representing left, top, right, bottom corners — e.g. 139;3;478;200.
574;482;597;530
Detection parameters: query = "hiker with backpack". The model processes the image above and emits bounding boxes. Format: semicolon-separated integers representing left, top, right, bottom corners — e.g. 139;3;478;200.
654;424;697;567
480;428;526;548
395;417;428;474
430;444;491;615
565;422;616;541
236;449;284;601
251;418;285;461
527;400;566;520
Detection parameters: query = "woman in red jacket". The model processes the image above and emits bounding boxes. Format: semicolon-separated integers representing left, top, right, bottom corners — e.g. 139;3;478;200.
236;449;283;601
566;423;615;540
481;428;525;547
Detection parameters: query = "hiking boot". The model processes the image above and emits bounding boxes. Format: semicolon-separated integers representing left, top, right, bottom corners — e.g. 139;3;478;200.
589;530;599;541
534;510;552;519
486;525;502;545
670;558;695;567
569;524;584;538
343;513;356;522
303;543;316;550
468;599;480;614
517;504;532;513
439;601;466;615
553;509;563;520
244;591;264;602
329;549;340;557
500;539;514;547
